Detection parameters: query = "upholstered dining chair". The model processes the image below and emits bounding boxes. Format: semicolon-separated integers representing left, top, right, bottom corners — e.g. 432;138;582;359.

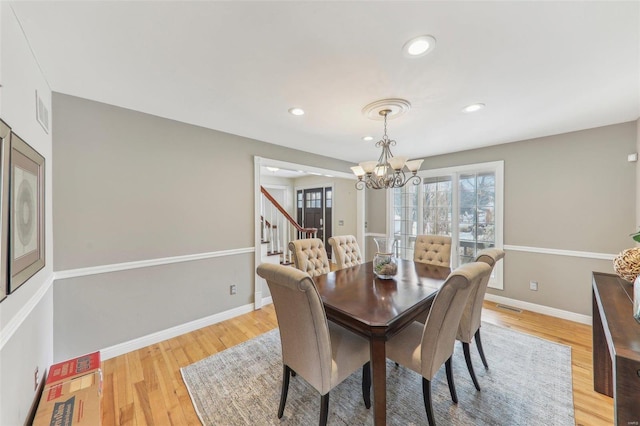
413;234;452;267
328;235;363;269
456;248;505;391
256;263;371;426
412;234;453;324
386;262;492;426
288;238;331;277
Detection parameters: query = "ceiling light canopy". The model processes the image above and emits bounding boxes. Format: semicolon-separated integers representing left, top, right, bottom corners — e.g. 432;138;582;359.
288;107;305;116
403;35;436;57
352;99;423;190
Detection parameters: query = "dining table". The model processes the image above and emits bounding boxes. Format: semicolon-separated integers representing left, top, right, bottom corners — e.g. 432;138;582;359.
313;258;451;426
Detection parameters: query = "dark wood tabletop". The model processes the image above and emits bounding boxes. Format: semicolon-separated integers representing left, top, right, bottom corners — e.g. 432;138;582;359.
315;259;450;336
314;259;451;426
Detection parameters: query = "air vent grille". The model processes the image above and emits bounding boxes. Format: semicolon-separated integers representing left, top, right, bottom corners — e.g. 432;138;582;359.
36;90;49;134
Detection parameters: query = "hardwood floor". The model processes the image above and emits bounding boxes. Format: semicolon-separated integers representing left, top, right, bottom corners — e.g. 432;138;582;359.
101;302;613;425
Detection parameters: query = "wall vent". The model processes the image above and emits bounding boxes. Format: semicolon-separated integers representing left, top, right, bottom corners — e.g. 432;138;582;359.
496;303;522;313
35;90;49;134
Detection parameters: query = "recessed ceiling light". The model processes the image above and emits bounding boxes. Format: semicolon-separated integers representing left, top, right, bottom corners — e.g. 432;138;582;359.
288;107;305;116
362;136;374;141
462;103;486;113
403;35;436;57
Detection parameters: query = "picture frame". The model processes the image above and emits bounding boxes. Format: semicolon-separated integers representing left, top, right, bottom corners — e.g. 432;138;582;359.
9;130;45;294
0;120;10;302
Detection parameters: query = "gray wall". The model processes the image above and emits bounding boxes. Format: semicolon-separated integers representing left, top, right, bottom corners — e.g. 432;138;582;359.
52;93;353;360
636;118;640;230
364;189;387;261
381;122;636;316
0;4;55;425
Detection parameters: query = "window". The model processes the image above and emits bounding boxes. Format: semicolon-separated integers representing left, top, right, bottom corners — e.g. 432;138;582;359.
391;161;504;289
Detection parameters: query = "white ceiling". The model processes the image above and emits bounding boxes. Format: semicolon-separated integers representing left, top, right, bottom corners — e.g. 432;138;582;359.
9;1;640;164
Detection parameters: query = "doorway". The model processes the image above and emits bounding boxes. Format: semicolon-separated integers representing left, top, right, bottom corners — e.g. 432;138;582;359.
254;156;365;310
296;187;332;257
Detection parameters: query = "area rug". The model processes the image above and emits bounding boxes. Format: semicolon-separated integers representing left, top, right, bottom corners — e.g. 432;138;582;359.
181;322;574;425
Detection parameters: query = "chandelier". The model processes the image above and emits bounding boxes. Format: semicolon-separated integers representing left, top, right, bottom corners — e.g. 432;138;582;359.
351;101;423;190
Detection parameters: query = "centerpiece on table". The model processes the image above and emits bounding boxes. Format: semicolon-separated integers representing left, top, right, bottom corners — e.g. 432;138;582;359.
373;237;398;279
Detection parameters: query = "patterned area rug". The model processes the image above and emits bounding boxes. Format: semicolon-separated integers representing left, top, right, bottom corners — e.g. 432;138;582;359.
181;322;574;425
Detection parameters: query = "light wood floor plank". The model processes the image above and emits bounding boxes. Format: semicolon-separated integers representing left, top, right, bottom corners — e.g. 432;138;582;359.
101;301;613;425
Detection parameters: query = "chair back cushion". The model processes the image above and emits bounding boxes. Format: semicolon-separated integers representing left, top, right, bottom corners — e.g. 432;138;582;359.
288;238;331;277
328;235;362;269
256;263;333;393
457;248;505;342
413;235;452;267
420;261;492;379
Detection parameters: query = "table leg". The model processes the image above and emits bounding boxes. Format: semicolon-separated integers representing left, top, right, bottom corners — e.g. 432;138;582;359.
370;336;387;426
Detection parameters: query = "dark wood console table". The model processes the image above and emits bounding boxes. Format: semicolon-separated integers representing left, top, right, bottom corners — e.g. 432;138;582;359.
592;272;640;425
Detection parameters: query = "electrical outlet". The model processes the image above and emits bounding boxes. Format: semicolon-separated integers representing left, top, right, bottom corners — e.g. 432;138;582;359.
230;284;237;295
34;366;39;391
529;281;538;291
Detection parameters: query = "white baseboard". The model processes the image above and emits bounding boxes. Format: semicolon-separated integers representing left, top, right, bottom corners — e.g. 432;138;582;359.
484;293;592;325
262;296;273;306
100;303;256;360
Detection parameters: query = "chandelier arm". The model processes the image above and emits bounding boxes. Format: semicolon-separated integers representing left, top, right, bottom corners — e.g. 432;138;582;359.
408;174;421;186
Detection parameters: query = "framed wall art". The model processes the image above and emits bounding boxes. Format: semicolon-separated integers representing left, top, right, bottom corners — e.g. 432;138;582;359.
9;130;45;294
0;120;10;302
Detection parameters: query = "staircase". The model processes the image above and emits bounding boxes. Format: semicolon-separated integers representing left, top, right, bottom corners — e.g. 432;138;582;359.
260;185;317;266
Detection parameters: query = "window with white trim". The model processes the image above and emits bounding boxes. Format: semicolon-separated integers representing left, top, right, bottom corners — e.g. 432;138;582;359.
391;161;504;289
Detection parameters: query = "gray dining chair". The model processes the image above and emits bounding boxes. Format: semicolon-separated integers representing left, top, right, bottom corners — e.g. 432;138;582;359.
457;248;505;390
413;234;452;267
328;235;362;269
386;262;492;426
289;238;331;277
256;263;371;426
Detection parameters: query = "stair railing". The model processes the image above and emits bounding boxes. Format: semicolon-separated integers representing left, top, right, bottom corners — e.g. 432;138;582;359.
260;186;317;263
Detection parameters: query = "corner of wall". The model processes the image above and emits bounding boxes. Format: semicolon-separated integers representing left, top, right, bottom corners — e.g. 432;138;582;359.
0;4;54;425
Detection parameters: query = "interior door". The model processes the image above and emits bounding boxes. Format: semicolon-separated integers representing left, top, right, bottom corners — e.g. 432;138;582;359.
297;187;332;258
303;188;324;241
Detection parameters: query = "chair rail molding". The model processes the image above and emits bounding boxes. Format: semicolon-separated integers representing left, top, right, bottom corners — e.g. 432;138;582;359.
53;247;255;280
0;274;54;351
503;244;616;260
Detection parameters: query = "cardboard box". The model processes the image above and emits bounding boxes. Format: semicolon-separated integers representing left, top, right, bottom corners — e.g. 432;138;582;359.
33;371;102;426
45;351;101;387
